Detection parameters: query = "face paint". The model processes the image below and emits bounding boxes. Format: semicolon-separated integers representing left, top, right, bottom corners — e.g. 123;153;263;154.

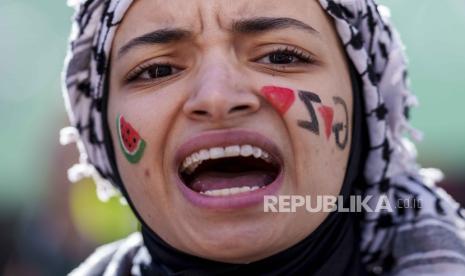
117;114;146;164
332;96;349;150
261;86;295;115
317;105;334;140
297;91;349;150
297;90;321;135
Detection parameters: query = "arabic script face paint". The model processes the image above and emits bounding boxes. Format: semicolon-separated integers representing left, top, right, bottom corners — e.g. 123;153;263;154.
297;90;321;135
261;86;295;115
297;90;345;147
117;114;146;164
332;96;349;150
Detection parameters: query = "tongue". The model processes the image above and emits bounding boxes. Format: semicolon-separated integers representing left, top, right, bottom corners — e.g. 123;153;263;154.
189;171;276;192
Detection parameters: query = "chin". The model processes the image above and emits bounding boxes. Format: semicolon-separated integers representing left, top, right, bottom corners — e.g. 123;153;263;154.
191;230;278;264
174;212;285;263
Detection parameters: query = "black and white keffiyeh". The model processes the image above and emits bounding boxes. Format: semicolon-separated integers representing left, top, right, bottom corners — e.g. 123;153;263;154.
62;0;465;275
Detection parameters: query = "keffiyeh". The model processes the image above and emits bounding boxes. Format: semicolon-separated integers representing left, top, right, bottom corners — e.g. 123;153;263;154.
62;0;465;274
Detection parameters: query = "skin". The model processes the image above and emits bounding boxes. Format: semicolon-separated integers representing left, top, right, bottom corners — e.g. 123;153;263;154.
108;0;352;263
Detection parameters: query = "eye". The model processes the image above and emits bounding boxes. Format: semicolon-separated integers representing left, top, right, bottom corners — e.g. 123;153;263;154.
126;63;181;83
256;47;314;65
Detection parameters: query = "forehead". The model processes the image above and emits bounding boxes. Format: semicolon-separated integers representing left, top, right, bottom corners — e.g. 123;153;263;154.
115;0;333;42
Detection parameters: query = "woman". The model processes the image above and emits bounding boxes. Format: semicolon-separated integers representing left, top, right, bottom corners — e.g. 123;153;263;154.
62;0;465;275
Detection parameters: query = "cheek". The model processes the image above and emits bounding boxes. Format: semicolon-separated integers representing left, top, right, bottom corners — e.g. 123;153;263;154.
110;88;184;167
281;88;351;194
259;85;348;150
294;89;350;151
109;95;179;226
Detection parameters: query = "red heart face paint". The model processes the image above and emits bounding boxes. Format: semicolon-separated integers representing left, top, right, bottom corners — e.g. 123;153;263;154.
261;86;295;115
317;105;334;140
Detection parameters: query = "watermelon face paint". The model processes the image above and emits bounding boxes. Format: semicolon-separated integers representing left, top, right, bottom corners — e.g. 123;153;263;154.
261;86;295;115
117;114;146;164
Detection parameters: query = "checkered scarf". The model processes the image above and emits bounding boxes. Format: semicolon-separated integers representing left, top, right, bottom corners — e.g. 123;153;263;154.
62;0;465;274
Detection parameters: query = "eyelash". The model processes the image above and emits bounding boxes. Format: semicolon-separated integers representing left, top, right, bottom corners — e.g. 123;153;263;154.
125;62;180;83
256;46;315;65
124;46;315;83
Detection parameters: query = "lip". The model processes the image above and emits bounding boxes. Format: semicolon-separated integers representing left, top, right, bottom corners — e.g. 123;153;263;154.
173;129;284;209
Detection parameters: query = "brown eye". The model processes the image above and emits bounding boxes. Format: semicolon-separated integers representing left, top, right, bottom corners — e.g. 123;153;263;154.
126;63;181;83
256;47;314;66
269;52;297;64
141;65;174;79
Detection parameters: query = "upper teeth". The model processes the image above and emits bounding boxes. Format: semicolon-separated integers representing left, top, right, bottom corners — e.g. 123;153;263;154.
200;185;262;196
181;144;271;174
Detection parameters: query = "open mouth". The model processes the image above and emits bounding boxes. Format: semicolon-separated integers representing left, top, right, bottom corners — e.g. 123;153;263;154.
178;144;282;197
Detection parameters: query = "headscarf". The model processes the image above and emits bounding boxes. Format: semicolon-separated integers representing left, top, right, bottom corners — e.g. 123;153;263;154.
62;0;465;275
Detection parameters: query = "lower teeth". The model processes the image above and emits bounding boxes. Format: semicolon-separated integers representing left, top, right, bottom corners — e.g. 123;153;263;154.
200;185;262;196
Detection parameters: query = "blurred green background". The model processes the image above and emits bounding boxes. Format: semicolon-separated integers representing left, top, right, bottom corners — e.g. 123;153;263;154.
0;0;464;274
378;0;465;174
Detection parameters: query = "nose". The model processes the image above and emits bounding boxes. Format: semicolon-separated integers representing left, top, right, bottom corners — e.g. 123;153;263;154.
183;61;260;123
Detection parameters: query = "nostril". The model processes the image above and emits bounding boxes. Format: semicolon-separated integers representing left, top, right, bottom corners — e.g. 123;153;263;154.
229;105;250;114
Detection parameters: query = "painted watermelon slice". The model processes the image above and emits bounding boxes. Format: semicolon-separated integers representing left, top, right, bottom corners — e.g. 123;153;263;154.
117;114;146;164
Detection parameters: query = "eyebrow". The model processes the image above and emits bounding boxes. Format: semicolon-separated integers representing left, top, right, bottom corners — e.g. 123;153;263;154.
117;28;191;59
117;17;319;59
232;17;320;36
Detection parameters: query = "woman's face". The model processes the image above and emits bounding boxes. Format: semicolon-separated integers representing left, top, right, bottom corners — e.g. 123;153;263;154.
108;0;352;263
